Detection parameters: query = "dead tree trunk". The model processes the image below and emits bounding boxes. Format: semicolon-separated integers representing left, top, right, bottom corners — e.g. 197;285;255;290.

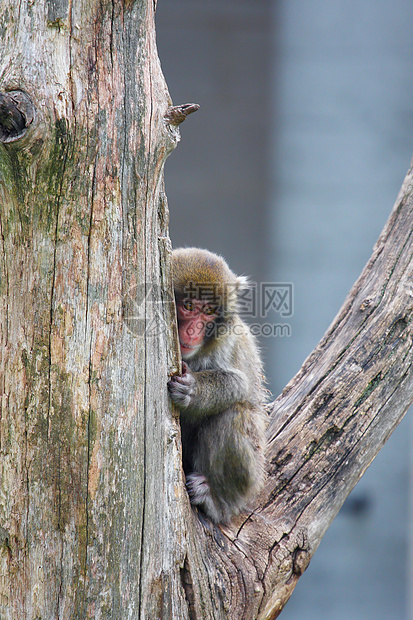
0;1;412;619
0;0;186;617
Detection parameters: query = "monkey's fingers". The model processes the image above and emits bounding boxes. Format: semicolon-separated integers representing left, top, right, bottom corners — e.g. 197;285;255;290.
172;376;190;386
168;381;192;409
167;378;182;392
169;372;194;388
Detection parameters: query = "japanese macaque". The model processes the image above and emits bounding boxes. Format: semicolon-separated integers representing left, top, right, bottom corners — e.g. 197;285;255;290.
168;248;267;524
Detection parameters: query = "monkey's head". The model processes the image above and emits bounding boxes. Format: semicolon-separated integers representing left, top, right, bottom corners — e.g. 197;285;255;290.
172;248;248;359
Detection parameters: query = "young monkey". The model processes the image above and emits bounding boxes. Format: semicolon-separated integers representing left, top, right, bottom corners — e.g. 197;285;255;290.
168;248;267;524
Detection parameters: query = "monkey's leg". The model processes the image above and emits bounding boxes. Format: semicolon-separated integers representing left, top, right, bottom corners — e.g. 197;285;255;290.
191;408;258;524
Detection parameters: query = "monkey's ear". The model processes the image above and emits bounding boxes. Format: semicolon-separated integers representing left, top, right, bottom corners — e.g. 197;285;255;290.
236;275;250;292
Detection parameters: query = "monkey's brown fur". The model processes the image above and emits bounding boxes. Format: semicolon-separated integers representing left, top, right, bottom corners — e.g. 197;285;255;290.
168;248;267;524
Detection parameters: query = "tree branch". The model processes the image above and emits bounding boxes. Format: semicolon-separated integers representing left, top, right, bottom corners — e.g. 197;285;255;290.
185;161;413;619
165;103;200;126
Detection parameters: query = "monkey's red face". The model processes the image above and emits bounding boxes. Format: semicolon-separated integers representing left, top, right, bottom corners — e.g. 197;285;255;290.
177;299;218;359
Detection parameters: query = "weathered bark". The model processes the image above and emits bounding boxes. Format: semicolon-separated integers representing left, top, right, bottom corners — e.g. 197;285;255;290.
0;1;412;620
0;0;186;617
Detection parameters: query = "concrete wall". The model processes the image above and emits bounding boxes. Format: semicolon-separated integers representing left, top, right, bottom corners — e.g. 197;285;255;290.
270;3;413;618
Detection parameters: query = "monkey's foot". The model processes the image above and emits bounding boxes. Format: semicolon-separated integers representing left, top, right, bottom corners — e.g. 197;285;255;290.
186;472;210;505
186;473;231;525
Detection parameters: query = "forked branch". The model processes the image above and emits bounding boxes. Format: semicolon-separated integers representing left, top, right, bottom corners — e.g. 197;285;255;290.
184;160;413;619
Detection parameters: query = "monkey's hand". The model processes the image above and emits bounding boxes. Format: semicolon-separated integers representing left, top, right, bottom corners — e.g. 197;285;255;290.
168;362;196;410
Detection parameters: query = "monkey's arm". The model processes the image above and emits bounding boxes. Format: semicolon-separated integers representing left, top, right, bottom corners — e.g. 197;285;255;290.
168;365;247;417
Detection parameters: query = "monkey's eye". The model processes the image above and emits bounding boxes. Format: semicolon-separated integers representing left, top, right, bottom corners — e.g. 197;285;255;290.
203;305;217;316
183;299;195;311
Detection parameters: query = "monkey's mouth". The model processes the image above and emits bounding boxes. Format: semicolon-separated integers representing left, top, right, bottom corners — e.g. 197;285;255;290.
179;340;198;350
179;340;202;359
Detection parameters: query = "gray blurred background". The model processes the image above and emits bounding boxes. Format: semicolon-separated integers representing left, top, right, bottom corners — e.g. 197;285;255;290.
156;1;413;618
